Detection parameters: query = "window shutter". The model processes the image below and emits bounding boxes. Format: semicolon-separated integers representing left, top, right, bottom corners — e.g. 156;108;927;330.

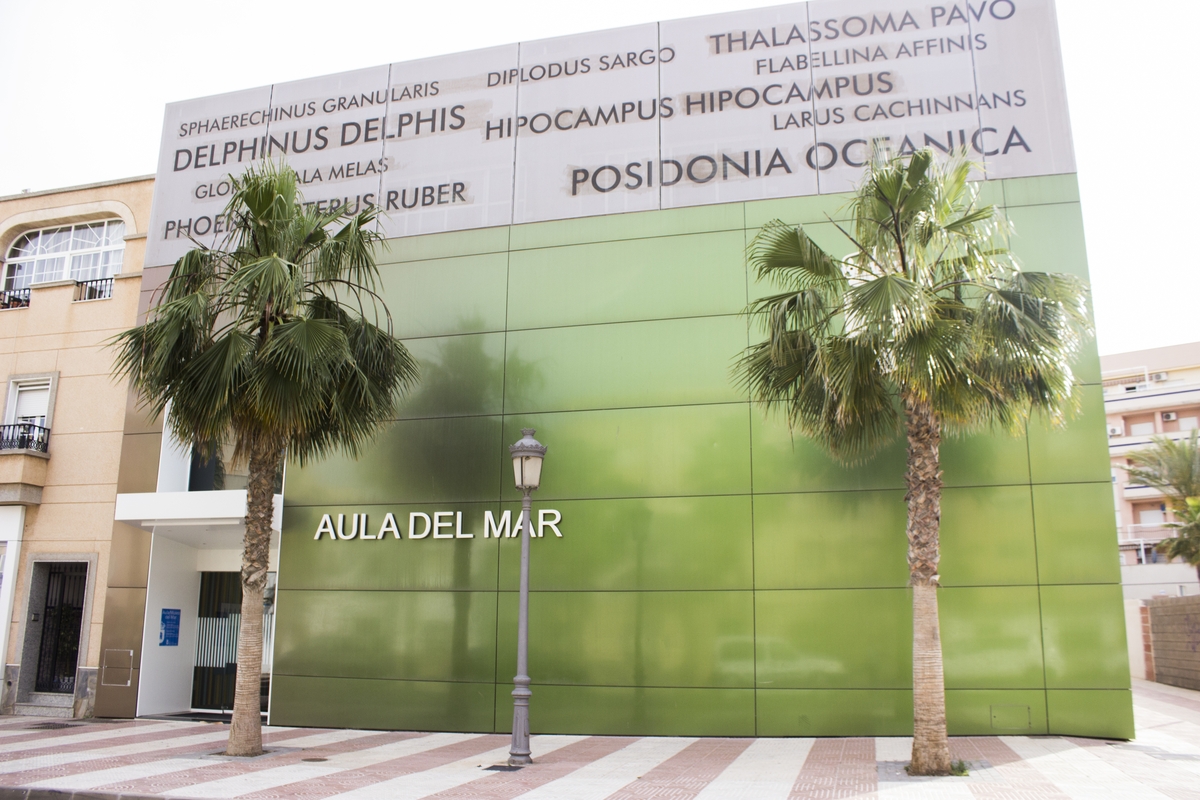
14;383;50;426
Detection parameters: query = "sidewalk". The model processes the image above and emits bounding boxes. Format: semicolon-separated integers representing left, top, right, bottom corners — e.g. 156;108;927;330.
0;680;1197;800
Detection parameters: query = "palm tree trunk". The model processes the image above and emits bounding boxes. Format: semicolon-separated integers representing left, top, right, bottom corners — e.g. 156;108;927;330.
226;439;280;757
904;397;952;776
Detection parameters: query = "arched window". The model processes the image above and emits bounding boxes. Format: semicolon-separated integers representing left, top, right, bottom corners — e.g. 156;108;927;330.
4;220;125;290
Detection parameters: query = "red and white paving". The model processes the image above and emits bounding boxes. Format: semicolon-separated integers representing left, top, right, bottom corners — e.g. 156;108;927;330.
0;680;1197;800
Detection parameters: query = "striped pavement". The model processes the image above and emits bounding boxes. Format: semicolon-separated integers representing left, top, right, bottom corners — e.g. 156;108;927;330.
0;680;1195;800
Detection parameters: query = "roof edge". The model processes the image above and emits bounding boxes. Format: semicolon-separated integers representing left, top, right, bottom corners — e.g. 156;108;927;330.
0;174;155;203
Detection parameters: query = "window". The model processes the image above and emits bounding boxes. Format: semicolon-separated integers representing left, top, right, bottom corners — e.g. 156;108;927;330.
1129;421;1156;436
1138;507;1165;525
1;376;54;453
1181;417;1199;431
4;220;125;290
11;381;50;427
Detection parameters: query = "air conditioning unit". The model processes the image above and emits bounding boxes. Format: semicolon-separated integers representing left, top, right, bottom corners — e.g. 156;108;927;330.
1151;372;1169;382
1107;423;1125;437
1163;412;1178;422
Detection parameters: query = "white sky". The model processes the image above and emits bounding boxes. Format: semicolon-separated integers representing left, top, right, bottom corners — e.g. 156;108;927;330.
0;0;1192;357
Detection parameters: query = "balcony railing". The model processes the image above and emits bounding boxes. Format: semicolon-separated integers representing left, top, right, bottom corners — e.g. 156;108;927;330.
1119;523;1177;543
0;288;30;310
0;423;49;453
74;278;113;302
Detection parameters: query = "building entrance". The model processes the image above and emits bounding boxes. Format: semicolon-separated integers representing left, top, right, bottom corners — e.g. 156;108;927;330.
191;572;274;712
34;563;87;694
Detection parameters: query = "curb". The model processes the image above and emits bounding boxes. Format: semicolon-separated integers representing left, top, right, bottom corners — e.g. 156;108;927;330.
0;789;162;800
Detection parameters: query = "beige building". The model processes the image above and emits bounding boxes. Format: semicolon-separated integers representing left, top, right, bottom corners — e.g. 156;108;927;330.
0;176;152;717
1103;342;1200;602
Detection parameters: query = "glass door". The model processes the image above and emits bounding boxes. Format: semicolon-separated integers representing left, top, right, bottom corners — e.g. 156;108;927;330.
192;572;275;712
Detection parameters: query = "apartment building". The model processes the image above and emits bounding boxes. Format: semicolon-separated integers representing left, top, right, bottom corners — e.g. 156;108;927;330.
0;176;152;717
1103;342;1200;600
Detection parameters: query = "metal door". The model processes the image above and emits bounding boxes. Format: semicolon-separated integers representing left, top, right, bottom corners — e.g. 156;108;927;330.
35;563;87;693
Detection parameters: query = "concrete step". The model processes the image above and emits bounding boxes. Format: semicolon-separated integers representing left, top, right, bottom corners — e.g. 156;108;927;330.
30;692;74;707
13;702;72;718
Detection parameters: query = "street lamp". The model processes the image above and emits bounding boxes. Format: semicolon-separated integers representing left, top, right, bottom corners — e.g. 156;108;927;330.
508;428;546;766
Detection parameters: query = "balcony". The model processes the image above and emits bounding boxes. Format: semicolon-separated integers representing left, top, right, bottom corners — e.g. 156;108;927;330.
1108;429;1200;453
1121;484;1167;501
0;424;49;505
1105;380;1200;415
0;288;30;310
1118;523;1177;545
73;277;114;302
0;423;49;454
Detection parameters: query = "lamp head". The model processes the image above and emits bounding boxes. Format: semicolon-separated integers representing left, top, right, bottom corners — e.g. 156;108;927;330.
509;428;547;491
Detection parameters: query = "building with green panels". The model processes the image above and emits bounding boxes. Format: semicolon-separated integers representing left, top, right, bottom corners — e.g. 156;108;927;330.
270;175;1131;739
102;0;1132;739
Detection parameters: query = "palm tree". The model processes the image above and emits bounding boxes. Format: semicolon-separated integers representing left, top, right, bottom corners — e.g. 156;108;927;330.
737;149;1092;774
1125;431;1200;504
112;162;418;756
1125;432;1200;578
1159;498;1200;579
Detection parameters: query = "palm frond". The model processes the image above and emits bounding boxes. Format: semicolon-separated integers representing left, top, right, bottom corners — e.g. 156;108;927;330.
110;160;417;468
735;147;1094;463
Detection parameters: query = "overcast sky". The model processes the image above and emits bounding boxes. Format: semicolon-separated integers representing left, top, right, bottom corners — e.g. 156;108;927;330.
0;0;1192;357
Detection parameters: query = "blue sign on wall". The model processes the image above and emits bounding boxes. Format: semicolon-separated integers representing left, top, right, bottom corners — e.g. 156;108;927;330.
159;608;180;647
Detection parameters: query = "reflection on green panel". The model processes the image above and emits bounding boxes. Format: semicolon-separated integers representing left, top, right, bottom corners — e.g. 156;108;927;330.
496;590;755;688
274;590;497;683
1073;336;1102;384
500;405;751;501
1028;385;1111;484
280;503;500;591
744;193;850;229
945;689;1048;735
1001;174;1081;207
940;587;1045;688
497;496;753;591
940;430;1030;487
1046;690;1135;739
940;486;1037;587
1006;203;1090;279
508;233;747;329
974;178;1006;208
510;203;743;250
756;689;912;736
395;333;505;419
504;316;746;414
750;407;907;493
1033;483;1121;585
755;589;911;688
377;226;508;264
285;415;503;506
497;685;755;736
377;253;509;339
1040;584;1131;689
753;491;908;590
272;193;1129;738
271;675;496;732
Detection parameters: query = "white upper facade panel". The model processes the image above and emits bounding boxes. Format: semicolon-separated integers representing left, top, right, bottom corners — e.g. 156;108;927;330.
511;23;664;224
146;0;1073;267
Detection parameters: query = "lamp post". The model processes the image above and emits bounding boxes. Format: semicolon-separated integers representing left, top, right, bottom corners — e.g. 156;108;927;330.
508;428;546;766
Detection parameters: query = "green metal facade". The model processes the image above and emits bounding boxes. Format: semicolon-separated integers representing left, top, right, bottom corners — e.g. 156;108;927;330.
272;173;1133;739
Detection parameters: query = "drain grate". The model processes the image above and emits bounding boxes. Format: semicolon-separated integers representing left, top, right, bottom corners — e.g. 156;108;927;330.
26;722;80;730
485;765;524;771
302;758;328;762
